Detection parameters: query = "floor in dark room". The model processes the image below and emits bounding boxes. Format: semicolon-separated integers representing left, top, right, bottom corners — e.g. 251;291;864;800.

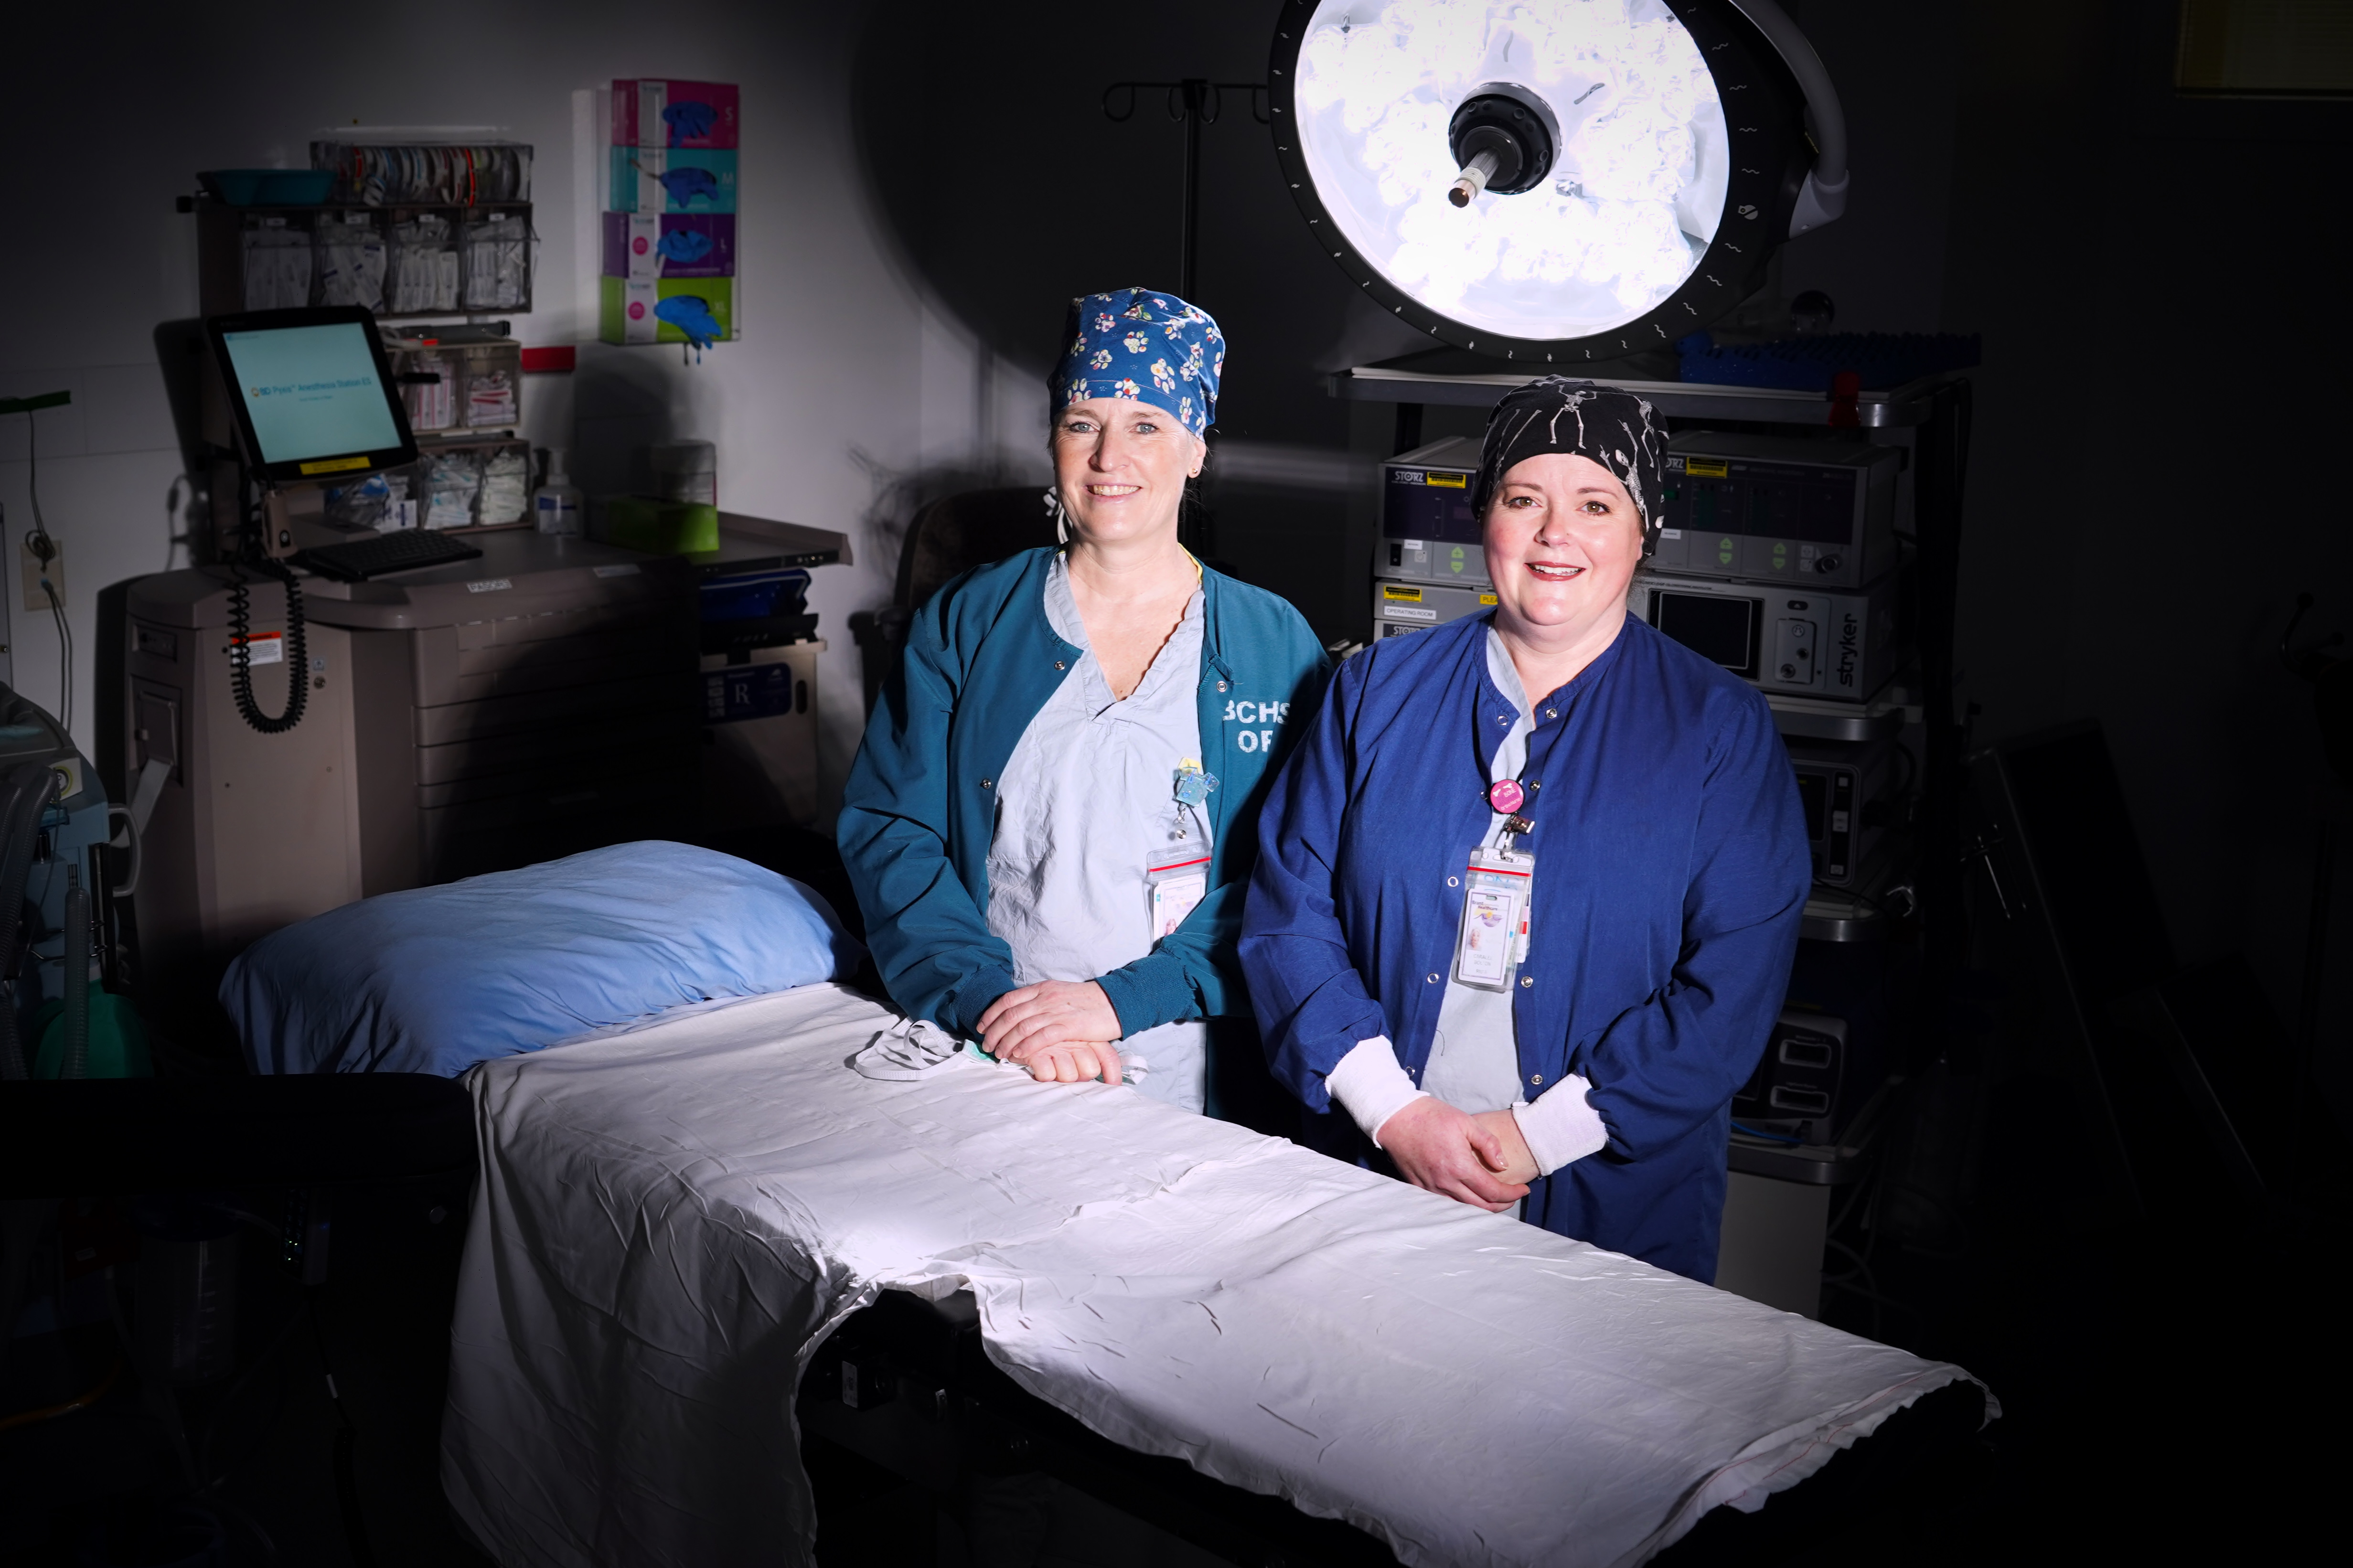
3;823;2340;1565
0;1173;490;1567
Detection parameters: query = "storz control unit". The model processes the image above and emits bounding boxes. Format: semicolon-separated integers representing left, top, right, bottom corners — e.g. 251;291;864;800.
1375;578;1495;640
1376;436;1489;595
1656;434;1902;591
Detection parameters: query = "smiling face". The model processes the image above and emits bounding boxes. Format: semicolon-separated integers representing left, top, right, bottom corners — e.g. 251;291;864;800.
1051;397;1203;546
1482;452;1647;640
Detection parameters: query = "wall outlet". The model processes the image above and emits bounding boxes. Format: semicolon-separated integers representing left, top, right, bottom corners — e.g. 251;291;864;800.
20;537;62;612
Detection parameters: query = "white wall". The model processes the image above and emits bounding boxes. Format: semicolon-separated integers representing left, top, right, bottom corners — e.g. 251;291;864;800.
0;0;1031;817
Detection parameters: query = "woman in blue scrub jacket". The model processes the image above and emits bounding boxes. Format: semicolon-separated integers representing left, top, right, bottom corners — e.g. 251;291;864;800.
838;288;1328;1123
1240;378;1810;1282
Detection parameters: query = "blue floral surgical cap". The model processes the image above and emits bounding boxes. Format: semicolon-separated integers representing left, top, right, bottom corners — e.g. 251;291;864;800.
1050;287;1223;436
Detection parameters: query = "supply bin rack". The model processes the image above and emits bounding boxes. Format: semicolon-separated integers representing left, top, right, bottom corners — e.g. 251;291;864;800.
193;195;538;319
379;325;533;535
399;431;535;535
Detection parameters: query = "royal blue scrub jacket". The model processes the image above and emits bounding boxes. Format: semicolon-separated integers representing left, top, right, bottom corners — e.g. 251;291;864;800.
1240;612;1810;1281
839;547;1330;1040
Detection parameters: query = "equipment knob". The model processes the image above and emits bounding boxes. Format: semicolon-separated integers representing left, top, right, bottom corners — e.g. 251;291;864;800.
1817;555;1841;574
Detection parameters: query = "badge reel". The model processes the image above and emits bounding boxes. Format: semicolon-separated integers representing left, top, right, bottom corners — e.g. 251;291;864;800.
1453;782;1535;992
1147;762;1218;939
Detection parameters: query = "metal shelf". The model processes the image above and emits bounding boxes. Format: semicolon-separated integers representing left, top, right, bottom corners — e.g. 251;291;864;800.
1766;686;1920;744
1728;1077;1898;1185
1332;352;1963;429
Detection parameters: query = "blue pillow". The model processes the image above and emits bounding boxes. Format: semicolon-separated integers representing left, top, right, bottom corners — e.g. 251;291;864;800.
223;841;865;1076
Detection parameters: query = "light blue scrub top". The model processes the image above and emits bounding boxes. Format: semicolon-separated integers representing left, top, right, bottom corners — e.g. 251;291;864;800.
984;555;1211;1111
1420;629;1535;1116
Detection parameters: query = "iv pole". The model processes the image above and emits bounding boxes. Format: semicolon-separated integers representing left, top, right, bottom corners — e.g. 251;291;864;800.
1101;79;1269;300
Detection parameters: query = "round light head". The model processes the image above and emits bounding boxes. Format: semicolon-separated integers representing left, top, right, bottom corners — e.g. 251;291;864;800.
1269;0;1811;362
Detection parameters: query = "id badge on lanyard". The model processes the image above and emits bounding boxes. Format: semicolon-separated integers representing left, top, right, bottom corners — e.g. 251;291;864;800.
1452;841;1534;992
1146;761;1218;939
1147;840;1210;939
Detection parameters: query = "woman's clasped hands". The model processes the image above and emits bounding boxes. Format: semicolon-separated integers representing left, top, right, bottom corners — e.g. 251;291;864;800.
1379;1098;1540;1211
977;980;1126;1086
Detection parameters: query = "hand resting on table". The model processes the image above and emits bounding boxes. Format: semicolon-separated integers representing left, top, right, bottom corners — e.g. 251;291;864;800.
977;980;1124;1085
1379;1097;1530;1212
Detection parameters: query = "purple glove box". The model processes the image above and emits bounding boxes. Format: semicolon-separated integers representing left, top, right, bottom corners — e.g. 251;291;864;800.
601;213;738;280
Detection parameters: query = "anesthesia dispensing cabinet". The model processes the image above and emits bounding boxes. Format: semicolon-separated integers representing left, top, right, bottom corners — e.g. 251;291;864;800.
125;533;701;1011
128;517;856;1014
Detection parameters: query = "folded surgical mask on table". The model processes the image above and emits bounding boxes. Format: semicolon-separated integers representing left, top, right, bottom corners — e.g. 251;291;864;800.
851;1016;1149;1086
851;1017;967;1080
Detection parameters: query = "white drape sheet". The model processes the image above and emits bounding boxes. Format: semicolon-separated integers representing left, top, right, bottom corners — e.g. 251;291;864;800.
441;984;1989;1568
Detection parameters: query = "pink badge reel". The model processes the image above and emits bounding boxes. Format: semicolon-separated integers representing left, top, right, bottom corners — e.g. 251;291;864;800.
1487;779;1525;815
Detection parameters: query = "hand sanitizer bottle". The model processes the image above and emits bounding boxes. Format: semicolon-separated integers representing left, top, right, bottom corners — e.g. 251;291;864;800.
533;448;583;536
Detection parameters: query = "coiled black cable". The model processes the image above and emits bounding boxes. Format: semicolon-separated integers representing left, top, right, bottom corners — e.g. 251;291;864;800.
226;557;308;734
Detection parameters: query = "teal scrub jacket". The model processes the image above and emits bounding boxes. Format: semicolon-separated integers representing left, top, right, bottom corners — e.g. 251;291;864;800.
838;548;1331;1040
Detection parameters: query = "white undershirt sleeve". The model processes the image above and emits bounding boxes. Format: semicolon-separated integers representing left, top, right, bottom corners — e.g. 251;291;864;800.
1325;1036;1429;1149
1510;1075;1609;1175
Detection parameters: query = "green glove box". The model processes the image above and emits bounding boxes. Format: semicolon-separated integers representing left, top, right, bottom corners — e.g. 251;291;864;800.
599;496;721;554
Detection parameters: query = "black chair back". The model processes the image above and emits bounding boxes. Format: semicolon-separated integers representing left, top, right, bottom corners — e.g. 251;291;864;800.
893;486;1059;610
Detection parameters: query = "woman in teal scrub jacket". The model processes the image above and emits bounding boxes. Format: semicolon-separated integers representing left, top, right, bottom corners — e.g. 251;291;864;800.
838;288;1328;1123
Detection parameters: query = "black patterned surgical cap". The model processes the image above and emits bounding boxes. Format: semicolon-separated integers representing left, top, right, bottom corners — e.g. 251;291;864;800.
1473;378;1668;555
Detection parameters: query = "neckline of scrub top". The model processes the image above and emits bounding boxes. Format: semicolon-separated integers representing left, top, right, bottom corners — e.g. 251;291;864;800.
1468;608;1634;797
1044;552;1206;716
1484;607;1634;718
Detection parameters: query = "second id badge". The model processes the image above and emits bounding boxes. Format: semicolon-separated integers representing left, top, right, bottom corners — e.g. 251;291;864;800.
1452;842;1534;992
1147;840;1211;939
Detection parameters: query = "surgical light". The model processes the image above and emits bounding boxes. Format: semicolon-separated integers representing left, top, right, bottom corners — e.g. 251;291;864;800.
1268;0;1847;361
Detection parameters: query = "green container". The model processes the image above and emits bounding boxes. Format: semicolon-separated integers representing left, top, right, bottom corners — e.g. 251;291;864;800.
32;988;153;1079
600;496;720;554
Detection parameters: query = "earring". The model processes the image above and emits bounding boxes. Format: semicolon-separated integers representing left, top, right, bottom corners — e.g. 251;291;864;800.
1042;484;1070;544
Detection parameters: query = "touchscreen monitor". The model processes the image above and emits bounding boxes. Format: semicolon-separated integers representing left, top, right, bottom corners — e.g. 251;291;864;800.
206;306;417;484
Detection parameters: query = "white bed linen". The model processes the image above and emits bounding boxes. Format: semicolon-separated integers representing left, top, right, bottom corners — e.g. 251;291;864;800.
442;983;1990;1568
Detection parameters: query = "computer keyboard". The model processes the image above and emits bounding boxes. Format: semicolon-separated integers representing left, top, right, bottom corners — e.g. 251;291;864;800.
292;529;487;582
